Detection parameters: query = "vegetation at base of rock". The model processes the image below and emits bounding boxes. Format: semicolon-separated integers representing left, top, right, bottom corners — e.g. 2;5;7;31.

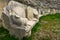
0;13;60;40
0;26;18;40
23;13;60;40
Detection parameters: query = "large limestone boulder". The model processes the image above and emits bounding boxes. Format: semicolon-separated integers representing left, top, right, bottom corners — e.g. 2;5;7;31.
2;1;41;39
2;1;27;39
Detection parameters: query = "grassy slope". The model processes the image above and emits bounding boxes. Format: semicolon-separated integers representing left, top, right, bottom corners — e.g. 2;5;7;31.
0;13;60;40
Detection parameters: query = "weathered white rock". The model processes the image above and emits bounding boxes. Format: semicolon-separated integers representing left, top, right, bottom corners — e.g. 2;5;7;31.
32;8;39;19
12;6;26;18
26;6;34;20
2;1;41;40
2;1;27;39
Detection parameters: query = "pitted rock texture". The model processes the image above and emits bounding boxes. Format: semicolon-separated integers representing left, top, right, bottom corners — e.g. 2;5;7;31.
14;0;60;9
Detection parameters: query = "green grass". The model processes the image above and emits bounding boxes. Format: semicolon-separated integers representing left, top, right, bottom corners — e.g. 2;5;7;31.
0;13;60;40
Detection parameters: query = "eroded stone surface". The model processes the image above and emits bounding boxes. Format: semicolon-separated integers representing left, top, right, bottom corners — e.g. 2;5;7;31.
2;1;40;39
26;6;34;20
14;0;60;10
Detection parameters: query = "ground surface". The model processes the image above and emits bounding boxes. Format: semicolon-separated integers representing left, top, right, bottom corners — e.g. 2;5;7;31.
0;13;60;40
32;13;60;40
